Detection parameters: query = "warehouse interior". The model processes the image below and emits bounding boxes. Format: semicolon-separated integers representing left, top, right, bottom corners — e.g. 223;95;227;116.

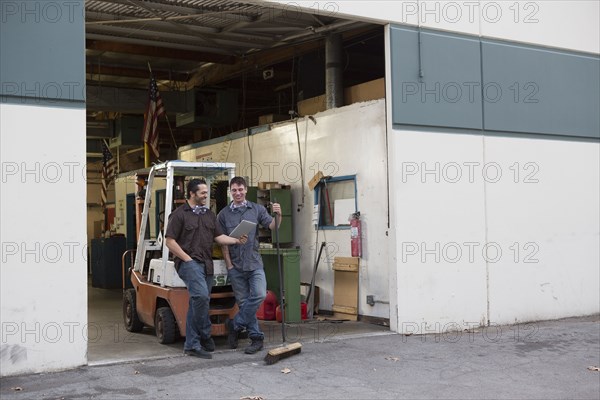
84;0;388;364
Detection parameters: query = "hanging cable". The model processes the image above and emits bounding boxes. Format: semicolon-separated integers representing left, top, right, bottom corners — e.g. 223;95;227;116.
294;117;305;211
290;55;296;114
247;129;253;185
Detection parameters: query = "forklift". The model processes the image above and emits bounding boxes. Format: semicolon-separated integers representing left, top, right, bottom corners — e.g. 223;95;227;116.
122;160;237;344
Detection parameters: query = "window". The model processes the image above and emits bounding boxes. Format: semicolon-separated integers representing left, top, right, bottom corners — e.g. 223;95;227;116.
314;175;357;229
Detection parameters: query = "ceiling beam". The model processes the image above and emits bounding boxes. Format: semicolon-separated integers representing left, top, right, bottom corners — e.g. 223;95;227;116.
189;39;323;87
87;0;259;23
86;23;273;51
86;11;219;34
86;33;235;55
189;25;375;87
86;39;237;64
86;64;190;82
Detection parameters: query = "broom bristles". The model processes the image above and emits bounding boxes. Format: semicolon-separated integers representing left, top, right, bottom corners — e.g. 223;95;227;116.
263;342;302;365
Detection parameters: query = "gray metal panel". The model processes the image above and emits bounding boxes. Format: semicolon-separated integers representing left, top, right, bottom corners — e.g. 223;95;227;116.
482;41;600;138
0;1;85;102
391;26;483;130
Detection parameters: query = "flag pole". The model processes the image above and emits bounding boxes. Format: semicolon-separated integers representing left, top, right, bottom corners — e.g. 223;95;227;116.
144;144;151;168
151;62;177;152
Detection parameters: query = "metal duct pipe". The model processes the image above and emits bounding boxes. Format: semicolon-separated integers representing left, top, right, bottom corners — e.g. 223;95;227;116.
325;33;343;110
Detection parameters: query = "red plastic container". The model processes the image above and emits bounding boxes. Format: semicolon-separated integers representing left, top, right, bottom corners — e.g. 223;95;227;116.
256;290;277;320
275;302;308;322
301;302;308;320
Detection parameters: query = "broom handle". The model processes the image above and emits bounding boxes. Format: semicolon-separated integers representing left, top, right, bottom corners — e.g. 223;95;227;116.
274;205;286;342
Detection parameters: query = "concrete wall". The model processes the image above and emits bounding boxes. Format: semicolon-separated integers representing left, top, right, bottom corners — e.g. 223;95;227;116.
386;128;600;332
485;137;600;323
0;0;87;376
179;101;391;318
1;104;87;375
382;9;600;333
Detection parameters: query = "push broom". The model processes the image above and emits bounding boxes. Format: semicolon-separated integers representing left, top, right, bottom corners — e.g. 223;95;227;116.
264;209;302;365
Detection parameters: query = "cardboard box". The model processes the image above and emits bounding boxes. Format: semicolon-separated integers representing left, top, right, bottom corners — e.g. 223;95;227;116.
344;78;385;104
258;114;289;125
332;256;359;321
297;95;326;116
258;181;279;190
297;78;385;116
308;171;324;191
332;256;359;271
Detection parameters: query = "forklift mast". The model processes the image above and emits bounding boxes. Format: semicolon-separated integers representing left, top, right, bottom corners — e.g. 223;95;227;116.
132;161;236;285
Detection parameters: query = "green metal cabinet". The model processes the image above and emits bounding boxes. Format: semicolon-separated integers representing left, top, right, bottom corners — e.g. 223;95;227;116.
247;186;293;244
261;247;301;322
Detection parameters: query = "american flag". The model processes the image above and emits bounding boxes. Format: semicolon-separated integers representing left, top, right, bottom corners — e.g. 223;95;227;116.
100;140;116;209
142;75;165;158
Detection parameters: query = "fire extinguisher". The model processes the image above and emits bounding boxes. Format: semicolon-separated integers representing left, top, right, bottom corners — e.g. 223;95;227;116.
350;211;362;258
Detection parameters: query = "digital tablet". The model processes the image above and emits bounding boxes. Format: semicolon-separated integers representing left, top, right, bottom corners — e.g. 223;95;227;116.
228;220;257;238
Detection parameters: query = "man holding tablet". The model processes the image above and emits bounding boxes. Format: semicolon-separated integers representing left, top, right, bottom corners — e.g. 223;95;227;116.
217;176;282;355
166;178;247;359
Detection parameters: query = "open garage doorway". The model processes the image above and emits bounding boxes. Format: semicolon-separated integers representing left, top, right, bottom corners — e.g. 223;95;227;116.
84;0;389;365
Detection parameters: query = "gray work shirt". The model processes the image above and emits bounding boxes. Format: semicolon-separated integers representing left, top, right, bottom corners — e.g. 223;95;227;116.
217;201;273;271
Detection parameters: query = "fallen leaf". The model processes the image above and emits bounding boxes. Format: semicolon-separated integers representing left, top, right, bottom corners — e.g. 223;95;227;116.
11;387;23;392
281;368;291;374
385;357;400;362
134;370;140;375
587;366;600;372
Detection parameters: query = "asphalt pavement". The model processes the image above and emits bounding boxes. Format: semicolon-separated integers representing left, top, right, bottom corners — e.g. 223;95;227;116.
1;316;599;400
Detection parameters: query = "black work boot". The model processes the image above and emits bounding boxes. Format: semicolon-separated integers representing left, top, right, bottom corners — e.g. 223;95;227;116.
201;337;215;352
226;319;239;349
244;338;264;354
184;348;213;359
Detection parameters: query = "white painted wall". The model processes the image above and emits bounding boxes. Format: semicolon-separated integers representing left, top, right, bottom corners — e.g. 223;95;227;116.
263;0;600;54
480;1;599;54
388;130;489;333
1;104;87;376
387;128;600;332
380;5;599;334
485;137;600;323
179;101;391;318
